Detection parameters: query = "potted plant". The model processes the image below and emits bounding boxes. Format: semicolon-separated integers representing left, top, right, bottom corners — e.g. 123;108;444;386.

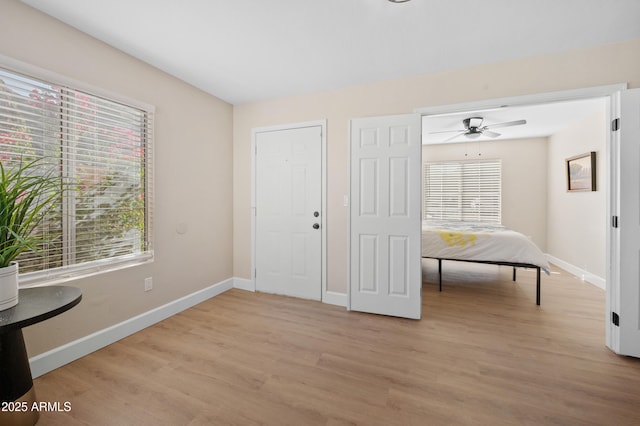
0;157;63;311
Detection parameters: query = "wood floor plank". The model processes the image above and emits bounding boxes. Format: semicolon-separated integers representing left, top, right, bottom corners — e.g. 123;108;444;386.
32;262;640;425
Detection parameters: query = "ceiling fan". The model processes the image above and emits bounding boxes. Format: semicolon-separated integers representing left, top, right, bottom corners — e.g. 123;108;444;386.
430;117;527;142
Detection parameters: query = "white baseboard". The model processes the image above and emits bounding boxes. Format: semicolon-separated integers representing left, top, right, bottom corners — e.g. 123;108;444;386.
323;290;347;307
546;255;605;290
232;277;346;308
233;277;255;292
29;278;234;379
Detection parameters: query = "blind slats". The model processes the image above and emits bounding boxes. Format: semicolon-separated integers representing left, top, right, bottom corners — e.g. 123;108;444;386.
0;66;153;282
423;159;501;223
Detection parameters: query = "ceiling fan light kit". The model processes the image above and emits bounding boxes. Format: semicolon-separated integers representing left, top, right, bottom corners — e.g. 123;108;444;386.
463;117;484;136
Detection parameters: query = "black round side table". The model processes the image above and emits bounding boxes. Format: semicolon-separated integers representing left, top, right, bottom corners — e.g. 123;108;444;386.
0;286;82;426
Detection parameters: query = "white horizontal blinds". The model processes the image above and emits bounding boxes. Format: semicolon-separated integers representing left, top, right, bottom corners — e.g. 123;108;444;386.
0;69;64;272
424;159;501;223
0;66;152;277
460;160;501;222
424;162;462;221
63;88;148;266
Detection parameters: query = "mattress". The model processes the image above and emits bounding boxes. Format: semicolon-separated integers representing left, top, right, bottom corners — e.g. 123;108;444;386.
421;221;551;274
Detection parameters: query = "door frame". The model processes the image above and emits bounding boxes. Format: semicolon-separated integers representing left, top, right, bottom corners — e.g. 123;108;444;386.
415;83;628;352
251;120;328;301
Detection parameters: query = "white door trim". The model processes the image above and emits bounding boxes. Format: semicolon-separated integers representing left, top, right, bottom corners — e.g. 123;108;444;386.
251;120;328;302
415;83;627;116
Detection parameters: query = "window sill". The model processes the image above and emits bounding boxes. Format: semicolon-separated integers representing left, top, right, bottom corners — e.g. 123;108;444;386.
17;252;154;288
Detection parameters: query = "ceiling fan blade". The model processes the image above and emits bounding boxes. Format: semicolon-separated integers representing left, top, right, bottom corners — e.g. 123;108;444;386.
485;119;527;130
442;132;467;142
483;130;501;138
428;128;466;134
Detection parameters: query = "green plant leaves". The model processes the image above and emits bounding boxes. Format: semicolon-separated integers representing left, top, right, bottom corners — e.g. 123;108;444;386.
0;158;65;268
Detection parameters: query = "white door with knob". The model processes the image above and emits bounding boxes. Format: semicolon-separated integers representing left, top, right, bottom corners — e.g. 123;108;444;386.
254;124;323;300
349;113;422;319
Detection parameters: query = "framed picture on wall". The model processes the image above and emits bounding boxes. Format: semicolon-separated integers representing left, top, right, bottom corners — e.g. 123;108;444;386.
566;151;596;192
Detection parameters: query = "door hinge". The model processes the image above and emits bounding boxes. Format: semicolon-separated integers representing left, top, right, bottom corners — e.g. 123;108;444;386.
612;118;620;132
612;216;619;228
612;311;620;326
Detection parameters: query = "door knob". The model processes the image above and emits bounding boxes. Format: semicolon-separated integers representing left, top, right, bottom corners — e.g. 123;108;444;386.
313;223;320;229
314;211;320;217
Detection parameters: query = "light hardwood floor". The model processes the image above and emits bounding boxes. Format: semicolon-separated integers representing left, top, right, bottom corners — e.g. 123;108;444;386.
33;261;640;425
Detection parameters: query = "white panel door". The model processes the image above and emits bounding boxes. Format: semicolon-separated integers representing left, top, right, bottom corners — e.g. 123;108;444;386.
349;114;422;319
255;126;322;300
608;88;640;357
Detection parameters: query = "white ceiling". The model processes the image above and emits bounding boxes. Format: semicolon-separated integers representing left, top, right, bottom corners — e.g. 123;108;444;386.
422;97;608;144
20;0;640;105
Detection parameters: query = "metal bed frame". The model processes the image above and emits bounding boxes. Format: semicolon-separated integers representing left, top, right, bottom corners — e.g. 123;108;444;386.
425;257;542;305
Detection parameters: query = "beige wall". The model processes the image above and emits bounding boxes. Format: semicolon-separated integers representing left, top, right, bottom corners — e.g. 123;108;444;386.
234;38;640;294
547;111;607;278
423;138;548;250
1;1;234;355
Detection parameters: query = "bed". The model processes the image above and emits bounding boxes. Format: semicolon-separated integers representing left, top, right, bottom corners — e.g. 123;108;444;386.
422;221;551;305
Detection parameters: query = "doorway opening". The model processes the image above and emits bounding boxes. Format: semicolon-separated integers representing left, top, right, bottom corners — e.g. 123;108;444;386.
421;97;609;292
414;83;633;354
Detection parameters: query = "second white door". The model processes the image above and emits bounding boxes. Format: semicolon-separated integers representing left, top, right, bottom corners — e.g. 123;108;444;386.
255;125;322;300
349;113;422;319
608;88;640;358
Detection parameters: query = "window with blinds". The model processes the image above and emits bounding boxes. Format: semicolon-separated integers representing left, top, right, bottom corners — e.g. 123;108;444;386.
423;159;501;223
0;66;153;284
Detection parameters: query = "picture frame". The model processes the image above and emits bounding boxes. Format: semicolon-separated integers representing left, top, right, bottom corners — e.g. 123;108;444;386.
566;151;596;192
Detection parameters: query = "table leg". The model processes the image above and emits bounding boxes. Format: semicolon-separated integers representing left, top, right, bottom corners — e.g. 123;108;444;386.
536;267;541;306
0;330;40;426
438;259;442;292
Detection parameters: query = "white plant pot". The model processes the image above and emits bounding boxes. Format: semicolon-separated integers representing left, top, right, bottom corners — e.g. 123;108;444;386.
0;262;19;311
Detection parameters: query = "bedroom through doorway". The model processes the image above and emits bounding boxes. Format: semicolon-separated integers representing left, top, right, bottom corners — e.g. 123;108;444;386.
420;96;608;305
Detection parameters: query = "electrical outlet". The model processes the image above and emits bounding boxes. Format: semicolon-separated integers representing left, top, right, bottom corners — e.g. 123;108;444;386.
144;277;153;291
